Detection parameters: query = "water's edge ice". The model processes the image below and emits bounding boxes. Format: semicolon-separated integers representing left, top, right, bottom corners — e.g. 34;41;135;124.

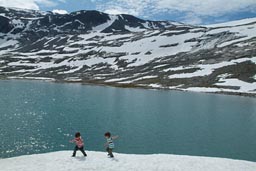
0;151;256;171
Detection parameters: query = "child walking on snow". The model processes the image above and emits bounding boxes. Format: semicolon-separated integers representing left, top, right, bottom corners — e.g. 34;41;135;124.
70;132;87;157
104;132;118;158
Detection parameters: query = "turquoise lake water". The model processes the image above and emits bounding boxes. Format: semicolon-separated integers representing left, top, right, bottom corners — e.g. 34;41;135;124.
0;80;256;161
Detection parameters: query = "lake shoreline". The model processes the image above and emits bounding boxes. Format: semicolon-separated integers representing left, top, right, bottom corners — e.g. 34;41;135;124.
2;77;256;98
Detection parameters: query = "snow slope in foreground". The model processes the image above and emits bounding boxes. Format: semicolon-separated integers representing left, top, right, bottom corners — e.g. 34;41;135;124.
0;151;256;171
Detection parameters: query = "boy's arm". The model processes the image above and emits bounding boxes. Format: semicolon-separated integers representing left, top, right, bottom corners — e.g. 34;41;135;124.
69;139;75;143
112;135;119;140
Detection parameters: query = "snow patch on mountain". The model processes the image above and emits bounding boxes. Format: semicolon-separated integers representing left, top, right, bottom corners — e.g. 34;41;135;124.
168;57;256;79
92;15;118;32
215;78;256;93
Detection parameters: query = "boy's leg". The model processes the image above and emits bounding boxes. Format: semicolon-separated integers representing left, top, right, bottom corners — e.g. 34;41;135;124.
106;147;110;155
79;146;87;156
72;146;78;157
108;148;114;158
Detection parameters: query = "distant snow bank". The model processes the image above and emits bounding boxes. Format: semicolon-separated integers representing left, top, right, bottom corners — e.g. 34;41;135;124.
1;151;256;171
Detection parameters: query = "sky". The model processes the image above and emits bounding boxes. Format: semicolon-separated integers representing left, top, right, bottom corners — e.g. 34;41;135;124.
0;0;255;25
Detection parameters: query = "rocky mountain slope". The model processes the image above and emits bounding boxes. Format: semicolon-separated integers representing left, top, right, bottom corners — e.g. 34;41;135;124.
0;6;255;95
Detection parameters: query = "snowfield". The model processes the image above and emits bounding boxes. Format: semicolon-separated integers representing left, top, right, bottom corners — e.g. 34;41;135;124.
0;151;256;171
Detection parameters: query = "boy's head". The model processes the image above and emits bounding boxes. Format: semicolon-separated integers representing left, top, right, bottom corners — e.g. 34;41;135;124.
75;132;81;138
104;132;111;138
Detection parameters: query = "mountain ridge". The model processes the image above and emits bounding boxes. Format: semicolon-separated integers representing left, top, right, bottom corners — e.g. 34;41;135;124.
0;6;184;34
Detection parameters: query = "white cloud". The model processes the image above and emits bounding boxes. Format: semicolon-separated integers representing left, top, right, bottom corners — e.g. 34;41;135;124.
35;0;56;7
181;13;203;25
104;9;124;15
96;0;256;24
97;0;149;17
52;9;68;14
0;0;39;10
104;7;139;16
155;0;256;16
0;0;56;10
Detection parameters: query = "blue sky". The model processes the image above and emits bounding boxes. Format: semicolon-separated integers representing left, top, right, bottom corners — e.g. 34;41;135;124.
0;0;256;25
